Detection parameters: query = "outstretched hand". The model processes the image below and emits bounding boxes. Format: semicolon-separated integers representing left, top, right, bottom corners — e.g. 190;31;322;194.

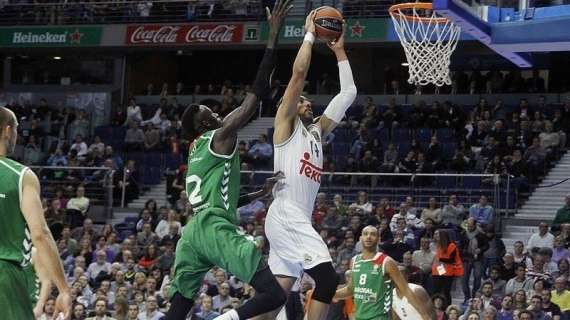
266;0;294;41
262;171;285;195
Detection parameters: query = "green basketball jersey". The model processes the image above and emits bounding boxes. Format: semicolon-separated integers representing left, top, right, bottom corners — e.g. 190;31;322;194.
185;130;241;224
23;263;39;305
0;157;32;267
351;252;393;320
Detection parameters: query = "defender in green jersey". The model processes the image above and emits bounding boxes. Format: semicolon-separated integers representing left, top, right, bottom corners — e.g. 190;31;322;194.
165;1;292;319
0;106;71;319
335;226;434;320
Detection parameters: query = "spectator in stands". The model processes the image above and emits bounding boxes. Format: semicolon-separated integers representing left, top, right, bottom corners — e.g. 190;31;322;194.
540;121;561;154
125;98;142;126
479;281;500;308
70;134;89;159
488;265;506;297
394;217;417;250
104;146;123;170
87;298;114;320
332;194;348;216
499;253;516;281
124;121;145;151
196;295;220;319
67;185;90;228
61;225;78;255
138;244;159;270
524;137;547;183
421;197;442;225
87;250;112;284
155;209;181;240
528;222;555;251
483;226;506;274
70;110;90;141
40;298;56;320
432;229;463;306
541;290;562;320
143;123;161;151
247;133;273;167
552;276;570;314
426;135;443;170
496;295;514;320
390;202;424;230
23;135;41;164
137;222;158;247
136;209;153;232
513;241;528;265
381;143;398;173
119;160;140;204
553;195;570;228
462;217;488;301
469;195;494;226
552;235;570;265
89;136;105;154
412;236;435;292
441;195;465;227
47;148;68;166
350;191;373;216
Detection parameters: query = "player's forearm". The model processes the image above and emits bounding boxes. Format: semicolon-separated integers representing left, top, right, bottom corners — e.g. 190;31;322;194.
334;48;348;62
292;37;313;77
237;190;265;207
32;229;70;293
334;285;352;300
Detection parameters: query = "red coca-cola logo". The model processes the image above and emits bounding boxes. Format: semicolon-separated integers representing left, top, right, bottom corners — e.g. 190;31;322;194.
126;24;244;45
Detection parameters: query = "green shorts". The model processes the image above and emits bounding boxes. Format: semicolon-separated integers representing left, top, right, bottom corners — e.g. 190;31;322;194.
0;260;34;320
169;209;262;300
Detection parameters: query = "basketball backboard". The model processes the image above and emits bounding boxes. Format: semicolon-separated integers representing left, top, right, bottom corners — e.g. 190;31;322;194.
433;0;570;68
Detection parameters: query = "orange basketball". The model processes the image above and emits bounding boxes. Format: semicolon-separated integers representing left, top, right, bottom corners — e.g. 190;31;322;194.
314;6;343;42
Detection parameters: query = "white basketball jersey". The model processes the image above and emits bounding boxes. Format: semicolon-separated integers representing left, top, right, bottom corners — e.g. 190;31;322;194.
272;118;323;218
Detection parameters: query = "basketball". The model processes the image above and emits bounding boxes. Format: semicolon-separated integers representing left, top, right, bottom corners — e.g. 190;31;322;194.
314;6;343;42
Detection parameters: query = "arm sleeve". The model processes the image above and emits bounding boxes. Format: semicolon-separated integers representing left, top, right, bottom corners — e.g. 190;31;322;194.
323;60;357;123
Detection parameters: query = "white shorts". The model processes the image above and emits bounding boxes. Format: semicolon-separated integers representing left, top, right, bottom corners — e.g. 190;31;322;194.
265;199;332;278
392;284;424;319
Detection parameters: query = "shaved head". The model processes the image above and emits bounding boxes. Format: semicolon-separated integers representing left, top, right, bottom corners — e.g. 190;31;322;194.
0;106;17;155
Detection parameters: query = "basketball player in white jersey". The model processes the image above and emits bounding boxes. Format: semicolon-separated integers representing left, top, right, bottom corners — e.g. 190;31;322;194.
259;12;357;320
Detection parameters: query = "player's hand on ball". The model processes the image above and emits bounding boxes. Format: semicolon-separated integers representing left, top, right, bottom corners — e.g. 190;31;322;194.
305;10;317;34
327;21;346;51
54;290;72;320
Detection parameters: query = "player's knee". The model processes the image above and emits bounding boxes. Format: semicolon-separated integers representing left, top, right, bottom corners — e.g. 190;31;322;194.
251;267;287;308
306;262;338;304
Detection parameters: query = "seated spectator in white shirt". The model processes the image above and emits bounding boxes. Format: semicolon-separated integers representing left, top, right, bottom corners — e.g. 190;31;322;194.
87;250;112;282
67;185;90;216
154;210;181;240
89;136;106;154
527;222;555;251
350;191;374;216
70;134;88;159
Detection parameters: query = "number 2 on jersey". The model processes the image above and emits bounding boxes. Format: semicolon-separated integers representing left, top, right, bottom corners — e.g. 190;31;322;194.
185;175;203;205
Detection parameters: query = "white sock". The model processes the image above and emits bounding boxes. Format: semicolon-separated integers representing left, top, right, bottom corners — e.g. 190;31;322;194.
214;309;240;320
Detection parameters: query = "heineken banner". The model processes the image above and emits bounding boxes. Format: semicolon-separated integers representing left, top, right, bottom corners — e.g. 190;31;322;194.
0;27;102;47
260;18;389;43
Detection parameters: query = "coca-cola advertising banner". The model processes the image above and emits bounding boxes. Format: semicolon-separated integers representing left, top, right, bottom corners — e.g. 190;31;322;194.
125;23;244;46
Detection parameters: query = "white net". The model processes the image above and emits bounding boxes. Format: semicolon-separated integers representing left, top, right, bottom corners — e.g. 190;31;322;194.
390;4;461;87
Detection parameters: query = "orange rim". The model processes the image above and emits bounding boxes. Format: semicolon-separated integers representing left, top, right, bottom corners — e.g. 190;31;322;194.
389;2;449;24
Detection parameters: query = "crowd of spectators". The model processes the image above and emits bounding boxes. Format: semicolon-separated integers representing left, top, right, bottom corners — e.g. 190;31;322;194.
0;0;264;25
39;185;570;320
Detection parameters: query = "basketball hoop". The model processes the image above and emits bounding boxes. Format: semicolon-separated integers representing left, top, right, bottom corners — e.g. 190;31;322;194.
389;2;461;87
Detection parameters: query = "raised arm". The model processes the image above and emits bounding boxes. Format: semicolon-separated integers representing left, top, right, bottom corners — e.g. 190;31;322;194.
319;27;357;137
273;11;317;145
21;170;71;320
385;257;433;320
212;0;292;154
